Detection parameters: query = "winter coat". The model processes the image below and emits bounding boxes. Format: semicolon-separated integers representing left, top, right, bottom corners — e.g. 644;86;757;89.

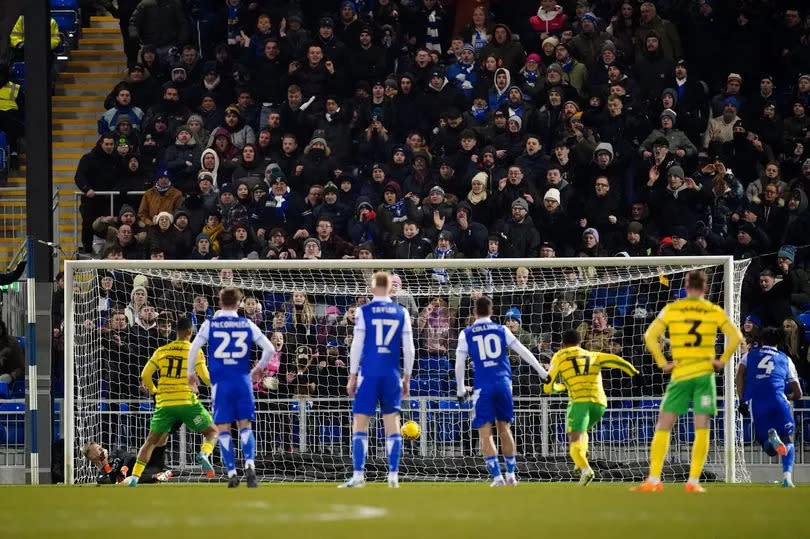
633;16;682;62
164;137;202;191
137;186;183;226
74;140;120;194
493;216;542;258
480;25;526;73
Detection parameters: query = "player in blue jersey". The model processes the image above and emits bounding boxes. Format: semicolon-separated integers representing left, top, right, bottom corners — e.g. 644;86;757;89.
187;287;276;488
339;271;416;489
736;327;803;487
455;296;550;486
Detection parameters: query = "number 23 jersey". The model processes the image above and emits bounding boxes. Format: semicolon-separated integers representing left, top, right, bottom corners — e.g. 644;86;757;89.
198;311;265;382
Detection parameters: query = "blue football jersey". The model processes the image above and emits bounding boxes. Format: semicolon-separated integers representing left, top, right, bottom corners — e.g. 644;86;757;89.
460;320;512;388
356;298;408;378
742;345;798;402
197;311;265;381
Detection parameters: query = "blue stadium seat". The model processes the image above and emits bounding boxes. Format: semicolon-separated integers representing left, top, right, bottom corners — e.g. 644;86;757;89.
798;313;810;342
0;402;23;412
119;403;130;412
10;381;24;399
0;382;8;399
140;402;153;411
436;400;460;442
98;402;109;411
99;380;110;399
6;426;24;445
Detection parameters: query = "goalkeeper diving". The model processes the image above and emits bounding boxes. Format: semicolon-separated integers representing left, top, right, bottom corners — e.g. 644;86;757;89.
544;330;638;485
128;316;219;486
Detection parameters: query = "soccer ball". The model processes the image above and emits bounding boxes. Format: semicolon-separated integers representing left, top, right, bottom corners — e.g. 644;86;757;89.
401;420;420;440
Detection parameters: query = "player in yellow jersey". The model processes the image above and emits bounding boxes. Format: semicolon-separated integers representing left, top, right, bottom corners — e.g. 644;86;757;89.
632;270;743;493
128;317;219;486
544;330;638;486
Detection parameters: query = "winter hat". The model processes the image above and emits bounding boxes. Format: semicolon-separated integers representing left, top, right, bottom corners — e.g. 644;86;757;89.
429;185;445;197
471;171;488;187
119;204;136;218
512;197;529;211
156;211;174;224
252;183;267;194
564;100;581;111
778;245;796;262
195;232;211;245
723;97;739;108
508;115;522;128
461;43;475;54
745;314;761;326
384;181;402;197
627;221;643;234
653;137;670;148
667;165;685;180
542;36;560;49
303;237;321;249
582;227;600;243
544;188;561;204
357;200;374;212
601;40;617;54
187;113;204;126
738;222;755;236
175;125;192;137
526;53;541;64
198;171;214;183
582;12;598;25
727;73;742;83
671;225;689;239
174;207;190;221
319;16;334;28
357;241;375;256
224;104;241;117
219;183;234;194
660;108;677;123
232;222;248;234
504;307;521;323
324;181;339;194
438;230;454;242
546;63;563;76
131;285;147;299
305;137;328;152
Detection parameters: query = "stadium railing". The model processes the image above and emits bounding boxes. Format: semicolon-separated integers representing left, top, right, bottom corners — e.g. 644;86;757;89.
71;190;145;253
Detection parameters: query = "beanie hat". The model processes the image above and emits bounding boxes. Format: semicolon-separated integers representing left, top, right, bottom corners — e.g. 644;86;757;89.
324;181;339;194
667;165;685;180
508;115;522;128
119;204;136;218
155;211;174;224
526;53;541;63
627;221;643;234
512;197;529;211
582;227;600;243
384;181;402;197
471;171;488;187
195;232;211;244
544;188;561;204
542;36;560;49
778;245;796;262
546;63;563;76
303;237;321;249
660;108;677;123
582;12;598;25
504;307;521;323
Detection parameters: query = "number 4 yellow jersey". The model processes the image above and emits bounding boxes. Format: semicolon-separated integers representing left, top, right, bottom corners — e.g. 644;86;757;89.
545;346;638;407
644;296;742;383
141;340;211;407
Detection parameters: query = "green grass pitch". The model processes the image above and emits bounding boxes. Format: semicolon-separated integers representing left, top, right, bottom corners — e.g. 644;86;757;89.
2;482;805;539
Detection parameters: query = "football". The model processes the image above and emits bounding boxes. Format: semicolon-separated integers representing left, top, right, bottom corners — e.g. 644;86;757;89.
401;420;420;440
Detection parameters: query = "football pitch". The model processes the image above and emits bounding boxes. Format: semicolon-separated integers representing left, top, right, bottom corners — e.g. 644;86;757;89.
2;482;806;539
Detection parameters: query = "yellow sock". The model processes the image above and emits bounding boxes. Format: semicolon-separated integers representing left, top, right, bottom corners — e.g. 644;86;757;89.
201;438;215;456
132;459;146;479
582;432;588;456
649;430;670;480
569;440;587;469
689;428;710;481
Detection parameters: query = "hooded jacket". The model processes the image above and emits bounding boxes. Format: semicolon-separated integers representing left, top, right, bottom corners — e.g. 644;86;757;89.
74;137;120;194
164;128;202;189
488;68;511;111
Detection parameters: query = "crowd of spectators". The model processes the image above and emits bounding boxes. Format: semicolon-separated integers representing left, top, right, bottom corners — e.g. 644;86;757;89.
62;0;810;404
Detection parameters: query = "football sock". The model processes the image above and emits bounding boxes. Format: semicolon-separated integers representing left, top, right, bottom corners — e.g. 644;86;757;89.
582;432;589;455
352;432;368;475
239;428;256;470
688;428;710;482
201;436;215;457
386;434;403;474
569;440;587;470
504;455;516;474
648;429;670;482
218;432;236;476
132;459;146;479
782;442;795;475
485;456;502;479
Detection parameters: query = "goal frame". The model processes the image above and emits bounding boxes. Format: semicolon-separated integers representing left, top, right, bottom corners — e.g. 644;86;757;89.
63;256;740;485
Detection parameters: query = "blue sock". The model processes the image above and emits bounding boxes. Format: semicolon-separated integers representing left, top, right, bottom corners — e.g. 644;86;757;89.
504;455;516;474
387;434;403;474
485;456;502;479
239;427;256;469
783;442;795;473
218;432;236;475
352;432;368;474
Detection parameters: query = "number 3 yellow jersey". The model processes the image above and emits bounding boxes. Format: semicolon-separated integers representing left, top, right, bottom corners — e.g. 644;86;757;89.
645;297;737;383
141;340;211;407
545;346;638;407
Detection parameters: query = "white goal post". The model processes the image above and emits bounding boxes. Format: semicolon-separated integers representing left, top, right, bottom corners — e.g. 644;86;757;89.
63;256;750;484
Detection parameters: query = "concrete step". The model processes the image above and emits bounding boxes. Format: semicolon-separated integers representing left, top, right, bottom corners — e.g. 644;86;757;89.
52;129;100;142
53;118;97;127
67;60;125;73
53;153;85;166
53;95;107;107
59;72;122;84
90;16;120;29
52;106;106;119
54;141;95;151
78;38;123;50
55;83;110;96
70;49;126;60
82;27;120;35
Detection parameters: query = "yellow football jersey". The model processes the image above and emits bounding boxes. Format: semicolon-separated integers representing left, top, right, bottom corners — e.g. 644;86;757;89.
644;296;741;382
141;340;211;407
545;346;638;407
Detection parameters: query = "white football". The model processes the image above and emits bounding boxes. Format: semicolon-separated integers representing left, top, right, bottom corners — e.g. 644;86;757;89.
262;376;279;391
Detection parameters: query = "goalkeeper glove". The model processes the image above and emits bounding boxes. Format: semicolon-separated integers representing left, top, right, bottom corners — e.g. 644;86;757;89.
457;389;471;404
738;402;750;418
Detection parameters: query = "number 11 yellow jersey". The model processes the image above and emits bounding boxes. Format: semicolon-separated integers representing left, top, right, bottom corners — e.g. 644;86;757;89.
141;340;211;407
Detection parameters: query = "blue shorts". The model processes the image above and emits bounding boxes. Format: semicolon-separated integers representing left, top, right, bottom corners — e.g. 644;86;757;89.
752;397;794;448
353;374;402;416
212;375;256;425
471;381;513;429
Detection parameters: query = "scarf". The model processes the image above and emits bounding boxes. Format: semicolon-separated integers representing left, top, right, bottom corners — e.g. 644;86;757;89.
156;181;171;193
561;58;574;73
325;107;341;123
467;190;487;204
204;76;221;91
270;193;289;218
524;69;538;87
431;247;453;284
473;30;488;50
384;199;407;222
426;10;441;53
470;105;488;123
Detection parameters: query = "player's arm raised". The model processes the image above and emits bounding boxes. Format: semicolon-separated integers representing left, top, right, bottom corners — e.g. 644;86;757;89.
187;320;210;388
454;330;469;400
248;321;276;380
643;314;670;372
347;307;365;397
595;352;639;377
504;327;549;381
401;314;415;397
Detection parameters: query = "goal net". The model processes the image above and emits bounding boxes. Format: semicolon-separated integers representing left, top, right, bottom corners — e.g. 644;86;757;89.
64;257;751;484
